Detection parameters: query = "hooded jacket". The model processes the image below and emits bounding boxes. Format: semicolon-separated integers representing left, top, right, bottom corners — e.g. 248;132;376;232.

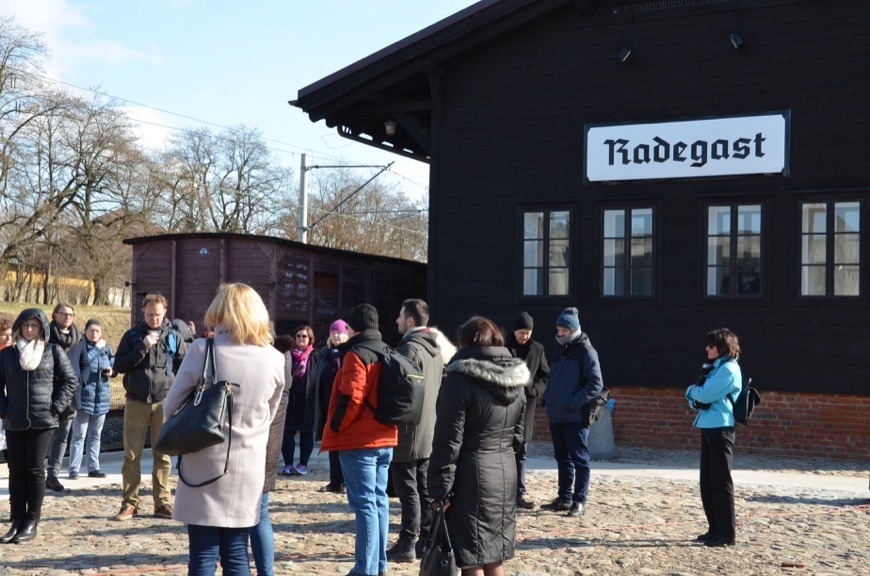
114;318;186;403
0;308;78;431
393;327;447;462
685;356;742;428
544;331;603;424
508;334;550;442
68;336;115;415
427;346;529;568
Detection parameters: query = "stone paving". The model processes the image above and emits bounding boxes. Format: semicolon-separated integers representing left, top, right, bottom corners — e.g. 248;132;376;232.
0;444;867;576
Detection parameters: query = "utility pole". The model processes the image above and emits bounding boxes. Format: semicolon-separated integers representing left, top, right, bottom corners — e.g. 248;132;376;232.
298;153;309;244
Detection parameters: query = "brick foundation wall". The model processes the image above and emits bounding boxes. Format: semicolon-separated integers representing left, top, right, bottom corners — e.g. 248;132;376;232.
532;387;870;461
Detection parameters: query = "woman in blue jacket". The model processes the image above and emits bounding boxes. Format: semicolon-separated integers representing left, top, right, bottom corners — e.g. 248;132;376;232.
67;319;115;479
685;328;742;547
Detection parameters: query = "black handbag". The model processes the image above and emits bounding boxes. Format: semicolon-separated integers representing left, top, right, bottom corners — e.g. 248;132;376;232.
155;338;235;487
419;506;458;576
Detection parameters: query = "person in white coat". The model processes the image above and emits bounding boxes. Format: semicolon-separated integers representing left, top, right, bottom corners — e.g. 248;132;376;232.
164;283;285;576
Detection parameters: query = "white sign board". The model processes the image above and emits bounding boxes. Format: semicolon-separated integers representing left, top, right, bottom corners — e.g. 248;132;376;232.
585;112;789;182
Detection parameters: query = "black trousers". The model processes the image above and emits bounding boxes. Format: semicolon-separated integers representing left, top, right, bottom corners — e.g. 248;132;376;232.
391;458;433;543
328;449;344;486
699;427;736;539
515;441;528;497
6;427;54;522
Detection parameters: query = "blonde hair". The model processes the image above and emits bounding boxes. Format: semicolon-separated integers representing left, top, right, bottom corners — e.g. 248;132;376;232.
204;283;273;346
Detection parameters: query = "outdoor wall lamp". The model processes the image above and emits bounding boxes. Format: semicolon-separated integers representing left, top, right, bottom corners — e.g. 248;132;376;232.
730;32;745;51
618;47;632;63
384;119;397;136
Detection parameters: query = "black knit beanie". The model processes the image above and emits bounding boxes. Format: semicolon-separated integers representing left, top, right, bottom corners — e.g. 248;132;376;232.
513;311;534;331
347;303;379;332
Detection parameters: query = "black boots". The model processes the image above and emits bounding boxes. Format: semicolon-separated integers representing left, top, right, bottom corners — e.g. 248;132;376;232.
11;520;38;543
0;519;23;544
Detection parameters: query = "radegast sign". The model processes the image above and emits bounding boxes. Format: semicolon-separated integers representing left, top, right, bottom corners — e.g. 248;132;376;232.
585;112;789;182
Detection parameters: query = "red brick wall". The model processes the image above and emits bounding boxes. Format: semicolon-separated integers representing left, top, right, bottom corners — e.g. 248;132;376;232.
532;386;870;461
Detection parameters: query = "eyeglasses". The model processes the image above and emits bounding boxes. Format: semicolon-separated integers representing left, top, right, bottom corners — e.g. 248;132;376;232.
295;334;309;339
56;312;74;317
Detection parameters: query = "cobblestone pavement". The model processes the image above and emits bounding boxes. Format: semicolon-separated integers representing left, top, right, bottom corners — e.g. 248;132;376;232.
0;444;867;576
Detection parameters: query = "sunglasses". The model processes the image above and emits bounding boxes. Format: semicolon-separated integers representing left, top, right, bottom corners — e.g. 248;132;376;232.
295;334;309;339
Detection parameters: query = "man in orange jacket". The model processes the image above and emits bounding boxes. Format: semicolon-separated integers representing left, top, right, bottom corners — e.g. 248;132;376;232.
321;303;398;576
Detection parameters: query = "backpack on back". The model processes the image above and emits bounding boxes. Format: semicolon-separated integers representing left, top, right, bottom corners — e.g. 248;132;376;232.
359;342;426;425
728;377;761;425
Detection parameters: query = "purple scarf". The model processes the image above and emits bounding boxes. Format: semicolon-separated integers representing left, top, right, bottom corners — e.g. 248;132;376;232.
291;345;314;380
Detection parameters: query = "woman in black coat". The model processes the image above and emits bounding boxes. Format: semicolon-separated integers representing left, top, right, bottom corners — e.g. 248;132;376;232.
0;308;78;544
428;316;529;576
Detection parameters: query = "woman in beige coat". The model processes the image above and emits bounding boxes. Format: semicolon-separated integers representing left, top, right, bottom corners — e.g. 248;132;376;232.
164;283;285;576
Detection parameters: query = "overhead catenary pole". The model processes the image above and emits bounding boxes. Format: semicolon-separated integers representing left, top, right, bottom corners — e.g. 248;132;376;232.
298;153;309;244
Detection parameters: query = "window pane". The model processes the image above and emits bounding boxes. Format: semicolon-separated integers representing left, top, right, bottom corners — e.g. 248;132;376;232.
737;263;761;295
551;211;570;239
802;204;826;233
708;206;731;235
707;237;731;266
603;268;624;296
834;202;860;233
550;239;569;267
603;238;624;267
631;237;653;266
524;240;543;267
631;208;653;236
604;210;625;238
524;212;543;240
631;267;653;296
707;267;730;296
801;235;826;265
736;236;761;266
835;233;860;264
549;268;569;295
834;265;860;296
801;266;825;295
737;205;762;234
523;269;542;296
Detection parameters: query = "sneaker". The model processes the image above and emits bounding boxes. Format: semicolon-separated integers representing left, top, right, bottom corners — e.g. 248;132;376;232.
154;504;174;519
540;498;572;512
294;464;309;476
280;465;296;476
88;470;107;478
45;476;64;492
112;505;137;521
386;539;416;563
516;496;536;509
567;502;585;517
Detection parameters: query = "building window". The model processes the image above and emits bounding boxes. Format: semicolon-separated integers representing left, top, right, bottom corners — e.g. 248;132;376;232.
523;210;570;296
602;208;654;296
801;201;860;296
706;205;762;297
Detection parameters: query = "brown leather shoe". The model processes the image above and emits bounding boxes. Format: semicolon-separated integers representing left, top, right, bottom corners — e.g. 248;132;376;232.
45;476;64;492
112;505;137;521
154;504;173;519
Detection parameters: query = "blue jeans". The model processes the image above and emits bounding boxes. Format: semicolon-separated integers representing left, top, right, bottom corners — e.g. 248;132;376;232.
69;412;106;474
340;447;392;576
249;492;274;576
187;524;251;576
549;422;591;503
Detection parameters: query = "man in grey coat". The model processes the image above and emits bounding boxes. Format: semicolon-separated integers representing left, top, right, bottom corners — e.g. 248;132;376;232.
386;298;455;562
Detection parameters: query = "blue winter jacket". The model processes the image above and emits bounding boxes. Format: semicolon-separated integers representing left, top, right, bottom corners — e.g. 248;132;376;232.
685;356;742;428
68;337;114;415
543;332;604;424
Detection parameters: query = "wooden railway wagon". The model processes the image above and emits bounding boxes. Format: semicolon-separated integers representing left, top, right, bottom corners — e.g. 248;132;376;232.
123;233;426;344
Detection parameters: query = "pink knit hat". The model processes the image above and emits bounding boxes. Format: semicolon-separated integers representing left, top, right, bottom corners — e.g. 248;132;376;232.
329;319;349;334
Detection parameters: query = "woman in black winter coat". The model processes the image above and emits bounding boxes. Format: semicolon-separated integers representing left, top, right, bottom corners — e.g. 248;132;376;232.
428;316;529;576
0;308;78;544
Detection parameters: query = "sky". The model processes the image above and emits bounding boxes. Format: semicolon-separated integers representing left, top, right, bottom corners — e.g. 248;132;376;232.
0;0;481;202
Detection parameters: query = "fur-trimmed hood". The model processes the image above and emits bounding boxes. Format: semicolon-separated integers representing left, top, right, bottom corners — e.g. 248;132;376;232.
446;346;530;405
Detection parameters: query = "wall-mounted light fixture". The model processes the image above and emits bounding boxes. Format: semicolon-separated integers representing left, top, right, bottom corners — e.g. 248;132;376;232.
730;32;745;51
384;119;397;136
618;47;632;63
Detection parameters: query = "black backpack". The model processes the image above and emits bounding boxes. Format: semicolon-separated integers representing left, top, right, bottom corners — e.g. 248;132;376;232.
728;378;761;425
359;342;426;425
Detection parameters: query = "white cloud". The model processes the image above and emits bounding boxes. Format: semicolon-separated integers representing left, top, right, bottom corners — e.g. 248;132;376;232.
120;105;175;152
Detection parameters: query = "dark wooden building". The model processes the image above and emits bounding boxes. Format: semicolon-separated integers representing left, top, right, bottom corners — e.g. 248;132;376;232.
293;0;870;460
123;233;426;344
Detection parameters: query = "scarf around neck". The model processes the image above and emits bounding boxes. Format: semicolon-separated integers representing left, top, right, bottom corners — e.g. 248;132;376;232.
291;345;314;379
17;338;45;371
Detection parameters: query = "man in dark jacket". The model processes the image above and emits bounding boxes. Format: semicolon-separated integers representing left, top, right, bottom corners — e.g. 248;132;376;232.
44;303;80;492
111;294;186;521
508;311;550;510
541;307;603;518
386;299;447;562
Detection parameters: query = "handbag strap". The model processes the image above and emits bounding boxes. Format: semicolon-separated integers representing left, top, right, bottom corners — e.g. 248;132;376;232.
178;337;234;488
